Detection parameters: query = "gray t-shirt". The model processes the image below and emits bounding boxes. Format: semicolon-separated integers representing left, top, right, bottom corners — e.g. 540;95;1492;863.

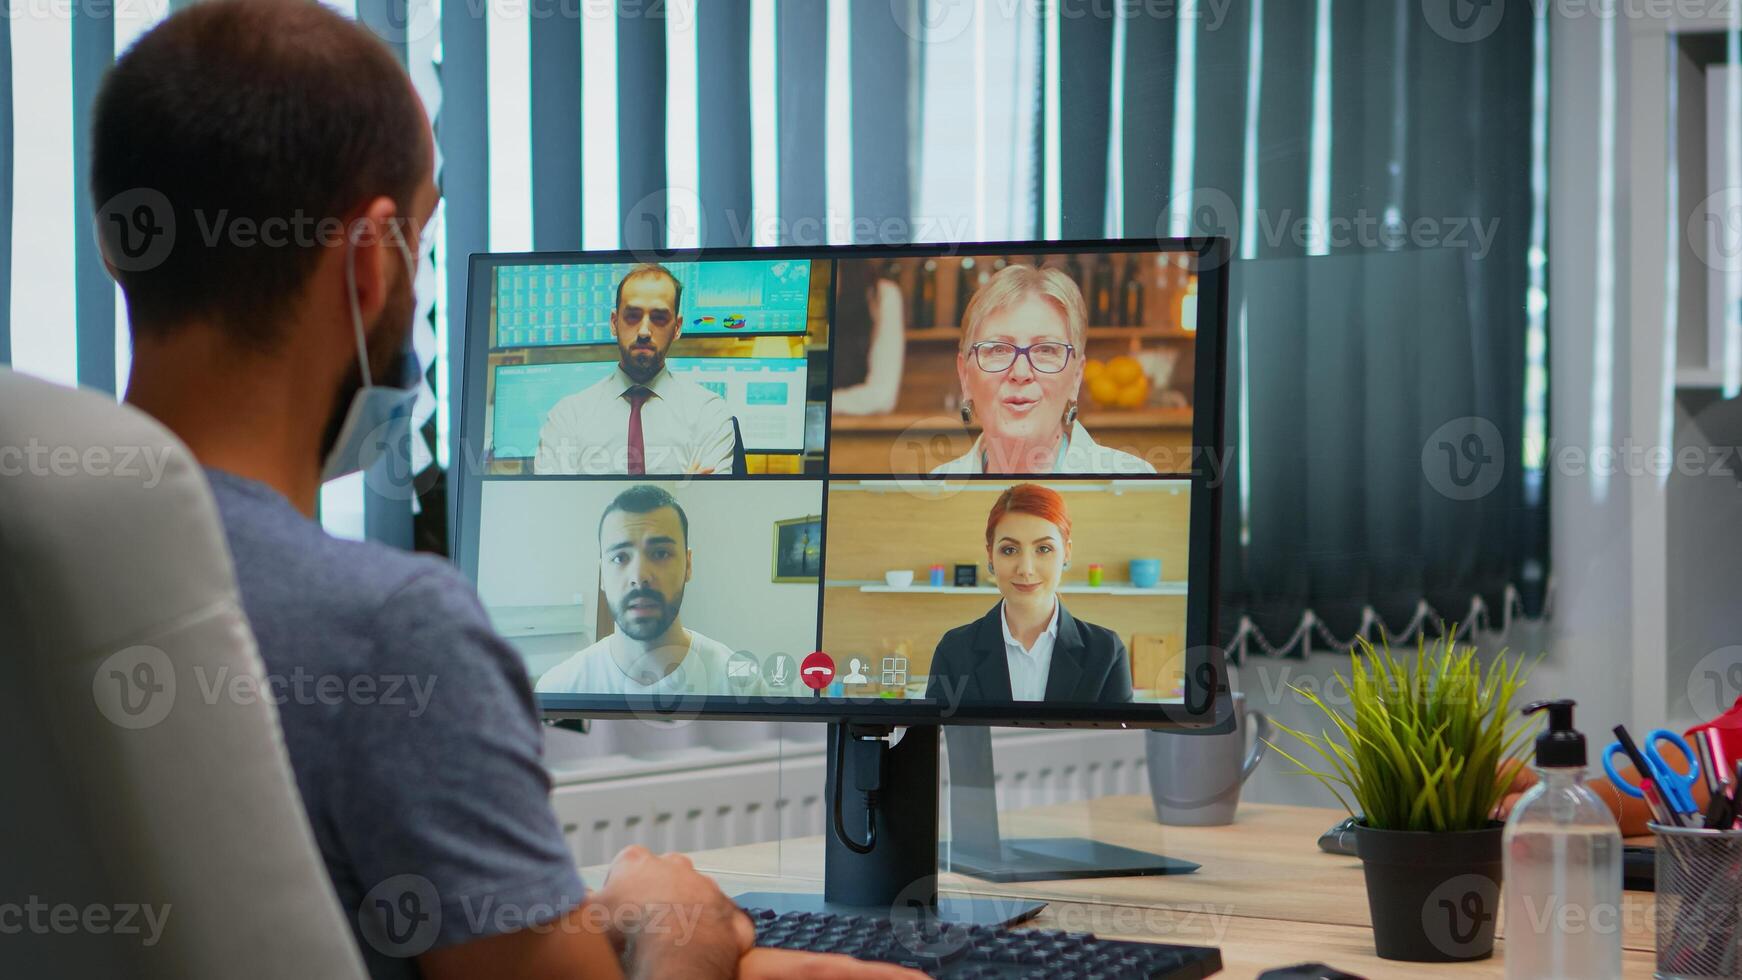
205;469;584;978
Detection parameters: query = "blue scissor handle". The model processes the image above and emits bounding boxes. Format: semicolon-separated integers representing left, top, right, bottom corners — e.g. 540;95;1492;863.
1602;741;1649;799
1642;729;1701;811
1603;731;1700;811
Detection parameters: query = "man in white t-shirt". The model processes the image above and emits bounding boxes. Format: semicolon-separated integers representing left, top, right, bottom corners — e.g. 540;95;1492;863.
537;485;756;696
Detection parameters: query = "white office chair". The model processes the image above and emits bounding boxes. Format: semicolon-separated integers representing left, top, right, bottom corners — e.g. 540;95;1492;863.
0;368;367;980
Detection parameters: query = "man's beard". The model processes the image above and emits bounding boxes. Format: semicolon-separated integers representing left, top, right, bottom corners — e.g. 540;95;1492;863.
618;338;665;384
611;584;684;641
319;285;417;467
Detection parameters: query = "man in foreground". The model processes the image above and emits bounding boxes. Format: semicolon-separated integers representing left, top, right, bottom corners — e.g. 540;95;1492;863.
93;2;915;978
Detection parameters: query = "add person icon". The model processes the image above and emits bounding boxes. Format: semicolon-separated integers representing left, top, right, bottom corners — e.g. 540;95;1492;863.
843;658;869;685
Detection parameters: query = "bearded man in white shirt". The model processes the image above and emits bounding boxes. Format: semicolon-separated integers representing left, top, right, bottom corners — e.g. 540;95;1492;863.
536;485;750;696
534;263;737;475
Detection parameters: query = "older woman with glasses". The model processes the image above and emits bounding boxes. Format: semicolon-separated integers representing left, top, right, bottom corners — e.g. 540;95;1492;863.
931;263;1155;474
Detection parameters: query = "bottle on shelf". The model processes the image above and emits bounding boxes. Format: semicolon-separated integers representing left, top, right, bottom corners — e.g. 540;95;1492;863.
912;259;938;330
955;256;977;326
1119;254;1145;328
1090;254;1115;326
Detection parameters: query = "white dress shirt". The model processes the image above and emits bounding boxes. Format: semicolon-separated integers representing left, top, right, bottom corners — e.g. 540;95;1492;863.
535;628;758;696
533;365;737;475
930;420;1157;475
1000;600;1060;702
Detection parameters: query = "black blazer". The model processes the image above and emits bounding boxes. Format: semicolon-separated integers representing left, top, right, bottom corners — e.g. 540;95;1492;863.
925;602;1134;704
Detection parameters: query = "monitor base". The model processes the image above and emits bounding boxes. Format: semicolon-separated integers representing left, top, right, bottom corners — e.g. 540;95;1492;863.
942;837;1200;883
733;891;1043;928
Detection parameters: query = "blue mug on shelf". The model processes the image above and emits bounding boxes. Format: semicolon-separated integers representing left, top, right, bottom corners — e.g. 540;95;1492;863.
1129;558;1162;589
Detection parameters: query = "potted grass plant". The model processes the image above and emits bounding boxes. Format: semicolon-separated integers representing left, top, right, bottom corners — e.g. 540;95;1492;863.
1267;632;1537;962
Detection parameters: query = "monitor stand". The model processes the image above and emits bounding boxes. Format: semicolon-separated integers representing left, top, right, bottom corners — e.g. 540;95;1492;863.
734;723;1044;928
939;726;1199;883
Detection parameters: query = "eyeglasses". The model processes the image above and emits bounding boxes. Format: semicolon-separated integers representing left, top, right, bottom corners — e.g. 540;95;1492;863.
967;341;1075;374
620;305;674;328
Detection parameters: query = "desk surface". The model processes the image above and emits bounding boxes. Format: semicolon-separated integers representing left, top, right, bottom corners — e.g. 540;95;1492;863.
649;797;1660;980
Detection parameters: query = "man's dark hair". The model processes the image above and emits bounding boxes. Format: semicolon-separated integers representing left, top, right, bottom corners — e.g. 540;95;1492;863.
91;0;427;348
598;485;689;547
615;264;684;314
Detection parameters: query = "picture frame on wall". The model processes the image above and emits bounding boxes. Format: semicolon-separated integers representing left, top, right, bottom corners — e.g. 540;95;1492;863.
772;515;823;583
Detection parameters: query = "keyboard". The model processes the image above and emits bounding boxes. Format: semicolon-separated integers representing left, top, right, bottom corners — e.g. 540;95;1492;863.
747;907;1223;979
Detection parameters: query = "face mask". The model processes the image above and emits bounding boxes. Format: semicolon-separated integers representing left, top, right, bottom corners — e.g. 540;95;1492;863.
320;229;421;483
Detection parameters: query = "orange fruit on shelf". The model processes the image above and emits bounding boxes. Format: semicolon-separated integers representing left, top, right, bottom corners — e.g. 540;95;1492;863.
1088;377;1121;407
1107;355;1143;385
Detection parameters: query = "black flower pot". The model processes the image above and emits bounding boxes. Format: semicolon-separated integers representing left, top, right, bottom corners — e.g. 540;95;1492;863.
1354;821;1504;962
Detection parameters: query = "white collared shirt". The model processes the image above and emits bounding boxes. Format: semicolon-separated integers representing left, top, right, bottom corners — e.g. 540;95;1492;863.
1000;600;1060;702
930;420;1157;475
533;365;737;475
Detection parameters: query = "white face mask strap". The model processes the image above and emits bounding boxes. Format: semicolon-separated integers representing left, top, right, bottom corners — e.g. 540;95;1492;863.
345;220;375;389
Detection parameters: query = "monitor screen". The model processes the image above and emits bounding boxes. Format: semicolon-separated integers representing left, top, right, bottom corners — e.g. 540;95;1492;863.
456;240;1226;727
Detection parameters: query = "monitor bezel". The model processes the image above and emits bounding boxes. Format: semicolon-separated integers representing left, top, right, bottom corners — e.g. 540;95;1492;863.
455;238;1231;731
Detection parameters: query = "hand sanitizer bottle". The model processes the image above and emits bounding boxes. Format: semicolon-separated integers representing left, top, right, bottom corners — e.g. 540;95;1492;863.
1503;700;1623;980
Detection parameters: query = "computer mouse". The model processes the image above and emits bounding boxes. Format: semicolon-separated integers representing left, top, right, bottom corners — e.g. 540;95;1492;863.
1316;816;1360;856
1258;963;1366;979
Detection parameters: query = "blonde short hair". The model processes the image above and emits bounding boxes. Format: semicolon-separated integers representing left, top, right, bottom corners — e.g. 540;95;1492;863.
959;263;1088;353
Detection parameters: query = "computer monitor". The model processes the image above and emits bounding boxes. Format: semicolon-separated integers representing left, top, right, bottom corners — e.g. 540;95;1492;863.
454;240;1231;918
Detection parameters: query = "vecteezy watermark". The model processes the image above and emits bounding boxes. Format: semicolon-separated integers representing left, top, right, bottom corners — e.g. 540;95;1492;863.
358;875;444;959
1422;416;1506;502
91;190;427;274
0;440;176;489
358;875;708;960
888;0;1236;44
1688;645;1742;723
0;898;172;948
1422;872;1501;959
1424;0;1742;44
887;417;1229;485
92;646;439;730
621;187;979;259
1419;0;1509;44
1689;187;1742;275
92;646;178;731
1158;188;1502;265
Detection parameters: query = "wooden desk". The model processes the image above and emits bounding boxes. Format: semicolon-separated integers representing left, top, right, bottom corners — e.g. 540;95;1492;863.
632;797;1661;980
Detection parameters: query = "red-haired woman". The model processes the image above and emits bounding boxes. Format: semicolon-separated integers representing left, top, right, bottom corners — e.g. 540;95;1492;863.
925;484;1133;704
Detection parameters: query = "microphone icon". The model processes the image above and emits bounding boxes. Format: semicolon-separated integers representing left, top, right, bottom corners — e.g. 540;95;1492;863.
769;655;792;687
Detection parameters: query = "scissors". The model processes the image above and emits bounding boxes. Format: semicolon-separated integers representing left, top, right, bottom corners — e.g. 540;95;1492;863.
1604;729;1701;816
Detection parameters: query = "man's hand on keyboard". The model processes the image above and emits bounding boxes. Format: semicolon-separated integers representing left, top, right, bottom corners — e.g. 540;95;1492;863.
593;846;924;980
739;948;927;979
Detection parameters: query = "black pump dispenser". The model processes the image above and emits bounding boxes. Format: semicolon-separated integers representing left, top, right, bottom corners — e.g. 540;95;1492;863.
1523;699;1586;768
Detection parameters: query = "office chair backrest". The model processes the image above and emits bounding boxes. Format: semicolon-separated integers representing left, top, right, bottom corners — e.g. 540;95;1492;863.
0;369;367;980
730;415;749;473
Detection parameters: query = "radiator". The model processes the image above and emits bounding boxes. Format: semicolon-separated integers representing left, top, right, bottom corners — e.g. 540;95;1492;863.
548;728;1151;868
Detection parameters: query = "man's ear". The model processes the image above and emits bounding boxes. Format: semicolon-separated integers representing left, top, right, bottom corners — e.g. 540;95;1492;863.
685;548;693;583
344;196;403;333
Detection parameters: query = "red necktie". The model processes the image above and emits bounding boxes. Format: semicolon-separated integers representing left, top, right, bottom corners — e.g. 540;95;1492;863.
625;386;652;475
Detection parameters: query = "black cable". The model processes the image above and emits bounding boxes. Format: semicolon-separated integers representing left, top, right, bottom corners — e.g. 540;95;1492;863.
832;727;877;855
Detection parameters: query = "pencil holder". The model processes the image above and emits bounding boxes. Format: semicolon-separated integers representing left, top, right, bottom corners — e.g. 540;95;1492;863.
1651;822;1742;979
